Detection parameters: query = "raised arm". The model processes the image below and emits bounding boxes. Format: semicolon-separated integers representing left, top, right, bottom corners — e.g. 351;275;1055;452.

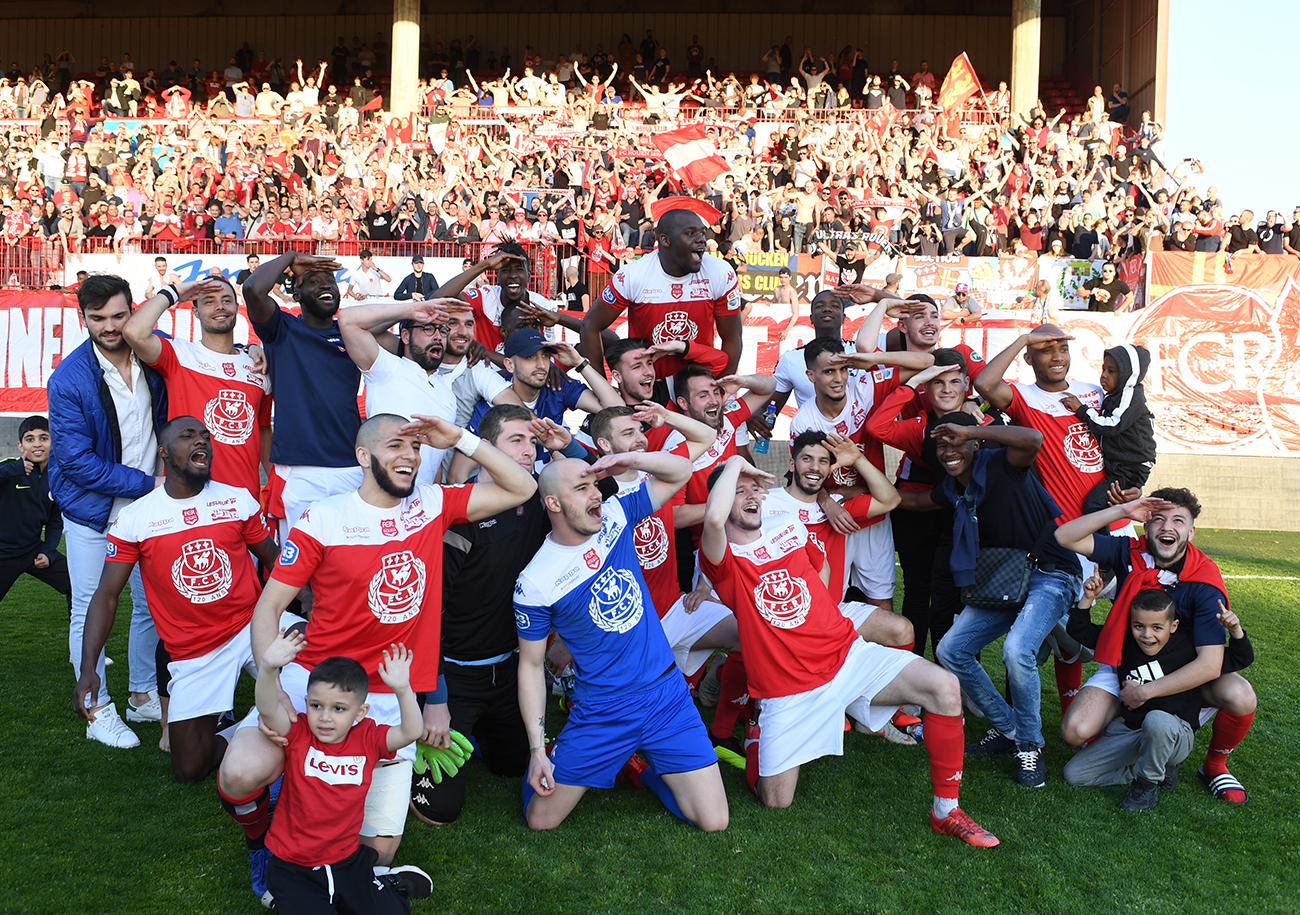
583;449;693;513
716;372;777;415
974;328;1072;409
553;342;623;412
242;251;340;325
123;276;229;365
630;400;718;461
933;421;1043;469
701;455;774;564
398;415;537;520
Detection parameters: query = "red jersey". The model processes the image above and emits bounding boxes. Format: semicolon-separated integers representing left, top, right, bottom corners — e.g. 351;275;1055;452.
272;484;473;692
106;481;270;660
1006;382;1111;524
761;486;877;602
866;382;991;492
266;716;394;867
788;365;901;484
462;285;559;354
700;516;857;698
616;441;689;617
601;252;741;379
150;337;272;499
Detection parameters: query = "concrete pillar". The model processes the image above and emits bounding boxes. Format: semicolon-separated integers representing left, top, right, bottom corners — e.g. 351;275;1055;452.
1010;0;1042;118
1154;0;1169;124
390;0;420;118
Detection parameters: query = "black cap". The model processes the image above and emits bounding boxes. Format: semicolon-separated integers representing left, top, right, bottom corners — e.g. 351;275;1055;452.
411;254;424;263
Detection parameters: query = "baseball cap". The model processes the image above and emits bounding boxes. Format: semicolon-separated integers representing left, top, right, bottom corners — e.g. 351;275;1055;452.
955;282;969;294
504;328;556;359
778;267;791;276
411;254;424;263
885;272;903;285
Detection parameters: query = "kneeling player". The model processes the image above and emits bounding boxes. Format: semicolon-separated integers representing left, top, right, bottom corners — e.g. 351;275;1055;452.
515;454;728;832
699;456;998;846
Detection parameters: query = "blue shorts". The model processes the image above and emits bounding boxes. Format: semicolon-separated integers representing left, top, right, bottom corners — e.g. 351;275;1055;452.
550;668;717;789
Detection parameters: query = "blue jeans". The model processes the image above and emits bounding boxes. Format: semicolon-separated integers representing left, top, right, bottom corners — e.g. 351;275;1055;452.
65;517;157;701
936;568;1080;750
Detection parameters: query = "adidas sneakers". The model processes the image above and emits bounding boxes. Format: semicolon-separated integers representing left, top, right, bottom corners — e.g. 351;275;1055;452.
126;692;162;723
86;704;140;749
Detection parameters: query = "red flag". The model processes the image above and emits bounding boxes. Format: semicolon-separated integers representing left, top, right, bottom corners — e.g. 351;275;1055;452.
865;102;899;141
651;125;730;189
358;94;383;112
648;196;723;226
936;53;981;112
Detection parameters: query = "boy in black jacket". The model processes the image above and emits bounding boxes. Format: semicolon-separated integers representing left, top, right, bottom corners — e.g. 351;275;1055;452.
1062;343;1157;514
1064;578;1254;810
0;416;71;604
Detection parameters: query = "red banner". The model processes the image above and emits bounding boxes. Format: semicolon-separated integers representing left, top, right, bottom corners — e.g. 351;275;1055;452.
936;52;981;112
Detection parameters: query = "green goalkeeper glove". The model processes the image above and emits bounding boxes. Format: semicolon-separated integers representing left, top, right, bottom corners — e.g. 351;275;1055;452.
412;730;475;783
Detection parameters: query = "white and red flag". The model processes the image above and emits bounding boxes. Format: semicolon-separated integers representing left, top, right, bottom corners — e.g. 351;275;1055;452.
651;126;730;188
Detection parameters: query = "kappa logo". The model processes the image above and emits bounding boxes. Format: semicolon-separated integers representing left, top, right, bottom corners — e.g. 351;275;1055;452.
367;551;426;624
651;310;698;345
381;519;398;538
670;283;684;300
1062;422;1104;474
587;567;643;634
204;389;256;445
753;569;812;629
633;516;670;569
182;507;200;526
171;539;233;604
583;548;601;570
222;362;236;377
304;746;365;786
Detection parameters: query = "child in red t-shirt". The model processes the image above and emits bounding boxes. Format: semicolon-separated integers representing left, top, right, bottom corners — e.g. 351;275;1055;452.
255;633;431;914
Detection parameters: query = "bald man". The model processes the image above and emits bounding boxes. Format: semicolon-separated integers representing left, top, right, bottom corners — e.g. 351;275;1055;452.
581;207;743;393
215;412;536;905
515;453;728;832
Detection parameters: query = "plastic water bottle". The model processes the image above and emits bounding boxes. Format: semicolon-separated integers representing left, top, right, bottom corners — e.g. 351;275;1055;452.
752;402;777;454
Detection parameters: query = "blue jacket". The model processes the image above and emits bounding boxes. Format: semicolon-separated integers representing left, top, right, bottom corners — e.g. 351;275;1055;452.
48;338;167;532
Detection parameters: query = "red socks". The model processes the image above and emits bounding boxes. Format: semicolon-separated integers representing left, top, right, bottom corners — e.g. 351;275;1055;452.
1054;657;1082;716
710;651;749;740
743;716;761;796
217;783;271;848
896;641;915;653
923;712;965;800
1204;710;1254;776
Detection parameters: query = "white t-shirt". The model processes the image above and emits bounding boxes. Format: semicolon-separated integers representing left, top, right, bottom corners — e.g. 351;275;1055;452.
349;266;385;299
93;346;158;520
360;347;457;486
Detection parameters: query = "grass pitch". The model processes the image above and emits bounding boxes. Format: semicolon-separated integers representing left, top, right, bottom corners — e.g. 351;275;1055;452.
2;528;1298;915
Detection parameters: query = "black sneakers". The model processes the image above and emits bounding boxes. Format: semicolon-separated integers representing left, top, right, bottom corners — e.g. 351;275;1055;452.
1159;761;1179;793
1120;777;1160;811
1014;747;1046;788
382;865;433;900
967;728;1016;755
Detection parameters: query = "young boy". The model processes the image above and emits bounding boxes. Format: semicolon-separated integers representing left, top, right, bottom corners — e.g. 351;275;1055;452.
1061;344;1156;514
0;416;71;604
1063;578;1254;810
256;633;433;914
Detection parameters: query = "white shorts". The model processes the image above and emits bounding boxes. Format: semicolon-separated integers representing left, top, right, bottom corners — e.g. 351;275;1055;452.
236;660;416;835
166;622;258;723
1084;664;1218;727
275;464;364;543
847;516;896;599
756;638;917;777
839;601;873;629
660;597;734;676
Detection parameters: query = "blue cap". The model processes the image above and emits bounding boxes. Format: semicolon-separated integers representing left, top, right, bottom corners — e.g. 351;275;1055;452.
504;328;555;359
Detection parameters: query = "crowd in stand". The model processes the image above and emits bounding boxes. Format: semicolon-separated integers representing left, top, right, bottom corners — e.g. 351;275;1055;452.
0;34;1295;295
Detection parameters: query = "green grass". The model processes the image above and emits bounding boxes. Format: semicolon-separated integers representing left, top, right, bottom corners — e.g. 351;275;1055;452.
3;528;1299;914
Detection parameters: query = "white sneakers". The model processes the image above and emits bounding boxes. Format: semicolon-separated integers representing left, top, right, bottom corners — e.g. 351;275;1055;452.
126;692;162;722
86;703;141;749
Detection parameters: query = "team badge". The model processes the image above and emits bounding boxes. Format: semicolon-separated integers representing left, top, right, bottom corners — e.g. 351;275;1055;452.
651;310;698;345
1062;422;1104;474
633;517;670;569
381;519;398;537
367;551;426;624
799;510;810;523
204;389;256;445
670;283;684;300
753;569;812;629
754;546;770;561
223;362;236;377
835;421;848;435
182;507;200;525
587;568;643;633
583;548;601;570
171;539;233;604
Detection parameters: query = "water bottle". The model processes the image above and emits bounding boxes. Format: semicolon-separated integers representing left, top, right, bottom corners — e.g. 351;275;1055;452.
752;402;777;455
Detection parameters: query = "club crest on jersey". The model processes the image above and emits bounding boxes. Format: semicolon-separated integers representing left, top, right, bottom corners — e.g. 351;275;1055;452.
633;516;670;569
587;568;643;634
799;509;810;523
182;507;200;525
583;548;601;570
651;310;698;345
367;551;426;624
381;519;398;538
223;362;236;377
753;569;812;629
754;546;770;561
204;389;256;445
670;283;684;300
171;539;233;604
1062;422;1104;474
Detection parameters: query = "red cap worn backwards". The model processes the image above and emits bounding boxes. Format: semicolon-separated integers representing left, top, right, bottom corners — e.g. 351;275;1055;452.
649;196;723;226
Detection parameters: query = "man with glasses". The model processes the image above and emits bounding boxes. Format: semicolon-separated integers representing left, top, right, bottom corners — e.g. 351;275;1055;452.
941;284;981;325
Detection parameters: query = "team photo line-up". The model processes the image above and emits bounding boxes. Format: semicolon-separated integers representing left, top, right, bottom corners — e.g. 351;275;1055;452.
7;204;1255;912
